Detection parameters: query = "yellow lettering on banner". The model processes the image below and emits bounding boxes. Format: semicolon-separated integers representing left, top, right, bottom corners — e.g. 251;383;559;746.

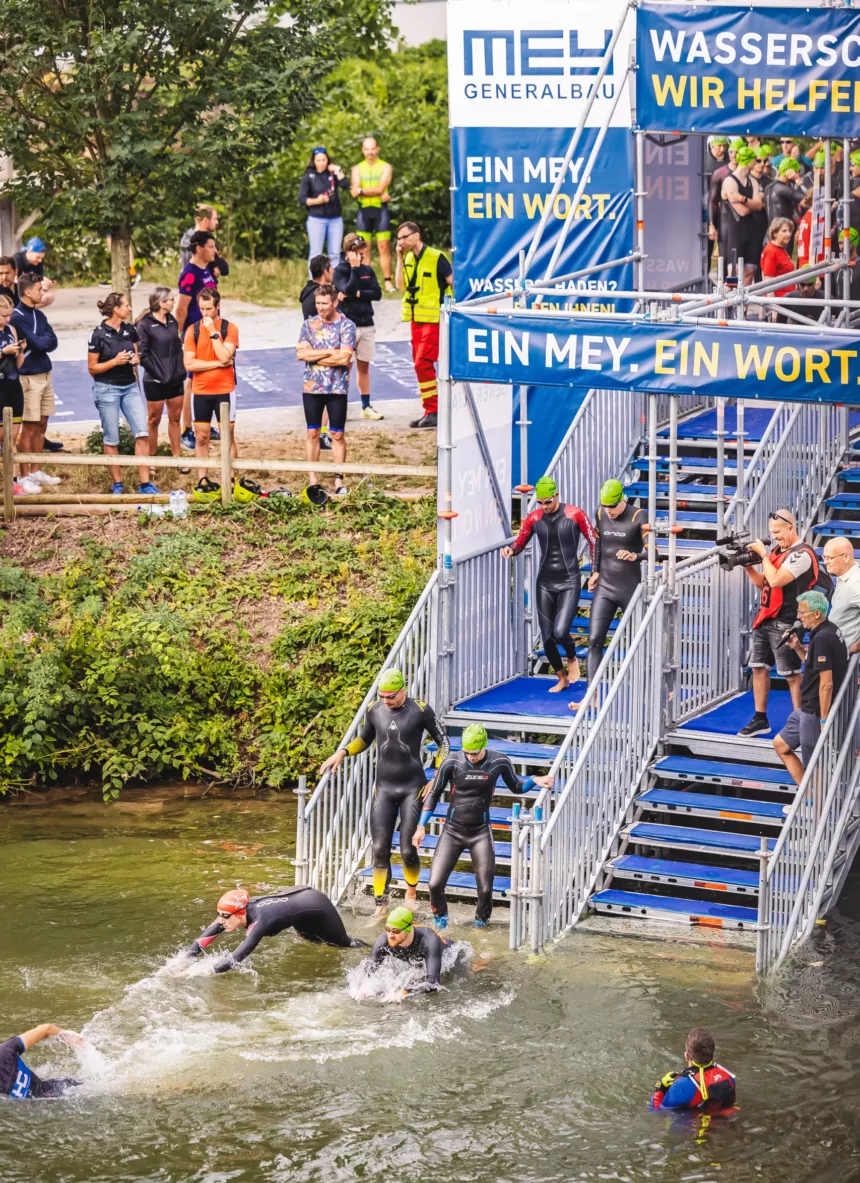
593;194;610;218
496;194;514;219
855;81;860;113
655;340;677;374
775;347;801;382
575;195;593;219
652;75;687;107
832;81;851;113
554;194;571;219
523;194;547;218
805;349;831;384
679;341;689;375
809;80;828;111
832;349;858;383
693;341;719;377
702;77;725;108
765;79;785;110
734;343;773;379
786;79;805;112
467;193;485;218
738;78;761;110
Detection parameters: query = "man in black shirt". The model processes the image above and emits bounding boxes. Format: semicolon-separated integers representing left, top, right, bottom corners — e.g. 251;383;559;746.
0;1023;83;1099
299;254;333;319
0;256;18;307
334;233;383;419
774;591;848;785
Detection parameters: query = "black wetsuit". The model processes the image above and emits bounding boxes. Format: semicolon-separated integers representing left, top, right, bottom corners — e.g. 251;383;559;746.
345;697;448;903
0;1036;77;1099
587;503;646;682
186;887;363;973
720;173;763;269
510;503;596;672
422;751;535;922
368;924;451;993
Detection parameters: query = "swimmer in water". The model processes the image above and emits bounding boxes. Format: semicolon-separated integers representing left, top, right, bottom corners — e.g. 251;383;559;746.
364;906;451;995
182;885;367;974
1;1024;85;1100
651;1027;737;1113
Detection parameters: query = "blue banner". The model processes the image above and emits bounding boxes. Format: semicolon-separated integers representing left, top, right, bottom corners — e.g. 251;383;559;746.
450;310;860;404
636;3;860;137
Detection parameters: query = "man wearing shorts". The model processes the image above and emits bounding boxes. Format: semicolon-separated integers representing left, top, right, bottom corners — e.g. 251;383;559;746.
296;284;355;497
351;138;395;291
183;288;238;496
334;233;382;420
10;274;58;481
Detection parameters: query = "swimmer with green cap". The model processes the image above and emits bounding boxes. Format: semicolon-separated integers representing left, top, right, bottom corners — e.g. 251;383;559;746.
365;905;452;995
321;670;449;922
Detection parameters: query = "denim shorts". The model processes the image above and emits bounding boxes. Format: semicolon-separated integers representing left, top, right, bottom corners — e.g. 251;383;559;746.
92;381;149;446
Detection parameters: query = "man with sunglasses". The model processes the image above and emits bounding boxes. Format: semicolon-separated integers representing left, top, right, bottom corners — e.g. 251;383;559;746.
501;475;596;694
395;221;452;429
183;886;366;974
364;906;451;995
739;509;829;738
320;668;449;922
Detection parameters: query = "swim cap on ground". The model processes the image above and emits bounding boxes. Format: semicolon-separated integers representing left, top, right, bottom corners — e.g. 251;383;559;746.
462;723;488;751
736;146;756;167
778;157;800;176
600;478;624;506
534;476;558;499
379;668;405;693
386;906;414;932
217;888;250;915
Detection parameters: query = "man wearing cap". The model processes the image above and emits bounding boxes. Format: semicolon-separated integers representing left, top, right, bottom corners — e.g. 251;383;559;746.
415;724;553;929
582;480;647;688
364;907;451;995
501;477;596;694
320;669;449;922
13;238;55;307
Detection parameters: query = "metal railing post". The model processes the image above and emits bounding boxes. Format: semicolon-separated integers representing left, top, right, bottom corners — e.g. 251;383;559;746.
715;397;727;530
646;394;658;597
220;399;232;506
636;131;646;296
2;406;14;523
509;801;522;951
843;138;852;325
438;310;456;713
824;139;833;323
294;774;309;886
529;805;545;953
755;834;770;975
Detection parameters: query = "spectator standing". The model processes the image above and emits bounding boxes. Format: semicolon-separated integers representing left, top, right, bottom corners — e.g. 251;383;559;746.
0;294;26;492
12;237;55;307
774;591;848;786
183;288;238;497
299;255;333;319
179;205;229;278
298;148;349;269
823;537;860;653
760;219;797;321
10;274;60;485
395;221;452;430
176;230;220;450
87;292;158;496
772;137;813;173
136;288;186;461
0;257;18;307
296;283;355;495
334;232;383;419
351;137;396;291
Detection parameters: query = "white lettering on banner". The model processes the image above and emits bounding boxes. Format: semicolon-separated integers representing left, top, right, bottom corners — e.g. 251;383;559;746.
648;27;860;68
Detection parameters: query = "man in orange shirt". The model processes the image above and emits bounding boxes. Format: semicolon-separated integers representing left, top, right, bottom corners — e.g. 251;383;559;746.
183;288;238;495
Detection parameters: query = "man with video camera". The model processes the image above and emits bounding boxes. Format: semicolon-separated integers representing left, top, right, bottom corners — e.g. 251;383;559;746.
736;509;831;738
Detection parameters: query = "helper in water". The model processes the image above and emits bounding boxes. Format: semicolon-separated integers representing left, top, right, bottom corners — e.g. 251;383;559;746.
651;1027;737;1113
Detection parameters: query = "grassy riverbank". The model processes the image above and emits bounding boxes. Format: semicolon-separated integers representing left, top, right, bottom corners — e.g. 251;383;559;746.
0;490;436;797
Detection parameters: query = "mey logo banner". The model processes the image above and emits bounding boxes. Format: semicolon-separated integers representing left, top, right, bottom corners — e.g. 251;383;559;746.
449;311;860;405
637;4;860;137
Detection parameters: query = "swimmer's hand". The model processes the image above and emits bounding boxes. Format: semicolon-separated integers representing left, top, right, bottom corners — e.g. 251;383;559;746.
413;824;426;848
57;1029;86;1049
402;982;437;997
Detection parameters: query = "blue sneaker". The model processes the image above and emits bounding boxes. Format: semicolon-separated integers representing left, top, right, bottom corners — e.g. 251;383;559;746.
181;429;196;450
473;919;489;929
433;916;448;931
111;482;124;495
210;426;221;442
138;482;161;495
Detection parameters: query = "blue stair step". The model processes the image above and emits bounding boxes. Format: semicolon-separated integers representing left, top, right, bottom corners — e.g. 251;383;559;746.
427;738;560;762
624;481;735;500
408;803;520;828
816;518;860;537
610;854;759;895
359;867;512;896
638;787;788;823
826;494;860;510
653;756;795;792
840;467;860;482
391;831;513;861
627;822;777;858
590;889;758;928
654;457;739;473
652;509;719;523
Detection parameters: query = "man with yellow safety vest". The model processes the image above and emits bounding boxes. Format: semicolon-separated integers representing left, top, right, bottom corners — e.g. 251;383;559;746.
351;138;396;292
395;221;453;430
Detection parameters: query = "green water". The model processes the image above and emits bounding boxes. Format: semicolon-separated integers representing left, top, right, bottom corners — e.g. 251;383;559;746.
3;788;860;1183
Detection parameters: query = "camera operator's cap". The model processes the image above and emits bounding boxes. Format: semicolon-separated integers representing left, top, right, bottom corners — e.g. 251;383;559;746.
736;146;756;166
25;237;46;252
379;668;405;693
778;157;801;176
599;479;625;506
534;476;558;500
851;150;860;167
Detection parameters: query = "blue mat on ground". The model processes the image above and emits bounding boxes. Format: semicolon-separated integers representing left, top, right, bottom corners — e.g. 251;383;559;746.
453;676;585;720
658;405;773;442
679;690;793;738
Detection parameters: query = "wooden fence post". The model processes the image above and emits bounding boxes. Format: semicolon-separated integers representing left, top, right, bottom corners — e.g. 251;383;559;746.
2;406;14;523
220;400;231;506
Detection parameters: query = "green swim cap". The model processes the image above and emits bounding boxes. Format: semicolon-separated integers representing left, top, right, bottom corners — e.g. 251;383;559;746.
849;227;859;250
778;157;800;176
736;146;756;167
534;476;558;500
730;137;746;152
710;135;729;146
379;668;405;693
814;151;826;168
599;478;624;506
850;150;860;168
386;906;413;932
755;146;771;161
462;723;488;751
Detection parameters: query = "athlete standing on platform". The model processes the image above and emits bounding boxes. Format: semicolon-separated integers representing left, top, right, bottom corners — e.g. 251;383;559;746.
320;668;449;921
582;480;647;689
414;724;553;928
501;476;596;694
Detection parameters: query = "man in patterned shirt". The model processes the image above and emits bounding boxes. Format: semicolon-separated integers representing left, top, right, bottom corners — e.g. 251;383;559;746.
296;283;356;496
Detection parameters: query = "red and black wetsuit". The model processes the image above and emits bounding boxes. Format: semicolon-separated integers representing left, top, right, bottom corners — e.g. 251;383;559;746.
510;503;596;672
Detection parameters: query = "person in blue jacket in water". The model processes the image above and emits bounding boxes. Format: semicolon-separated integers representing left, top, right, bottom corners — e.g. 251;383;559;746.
651;1027;737;1113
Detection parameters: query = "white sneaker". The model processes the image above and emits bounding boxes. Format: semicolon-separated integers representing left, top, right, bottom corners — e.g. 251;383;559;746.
29;469;62;486
18;477;43;494
360;405;384;420
334;482;349;497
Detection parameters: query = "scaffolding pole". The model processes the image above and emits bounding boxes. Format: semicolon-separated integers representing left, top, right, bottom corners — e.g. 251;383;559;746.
824;139;833;323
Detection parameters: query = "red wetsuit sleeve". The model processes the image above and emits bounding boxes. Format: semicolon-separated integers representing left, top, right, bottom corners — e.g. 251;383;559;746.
510;509;542;556
568;506;597;566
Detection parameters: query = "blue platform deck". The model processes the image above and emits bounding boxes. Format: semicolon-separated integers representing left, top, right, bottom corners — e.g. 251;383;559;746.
591;888;759;925
658;406;774;442
612;854;760;890
453;676;585;721
653;755;795;789
678;690;793;738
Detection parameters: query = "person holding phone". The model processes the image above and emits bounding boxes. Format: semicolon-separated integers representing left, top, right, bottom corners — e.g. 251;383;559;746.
298;147;349;269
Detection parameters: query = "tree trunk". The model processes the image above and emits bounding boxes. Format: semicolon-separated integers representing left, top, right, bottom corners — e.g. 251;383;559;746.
110;226;133;307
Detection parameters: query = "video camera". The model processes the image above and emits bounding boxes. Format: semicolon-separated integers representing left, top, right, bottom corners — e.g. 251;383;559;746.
716;532;769;572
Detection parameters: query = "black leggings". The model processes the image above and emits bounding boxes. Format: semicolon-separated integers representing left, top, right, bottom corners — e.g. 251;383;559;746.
586;584;638;683
370;786;422;901
536;582;580;671
429;822;495;922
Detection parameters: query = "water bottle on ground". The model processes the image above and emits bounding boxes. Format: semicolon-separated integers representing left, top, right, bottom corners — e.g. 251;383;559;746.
169;490;189;518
